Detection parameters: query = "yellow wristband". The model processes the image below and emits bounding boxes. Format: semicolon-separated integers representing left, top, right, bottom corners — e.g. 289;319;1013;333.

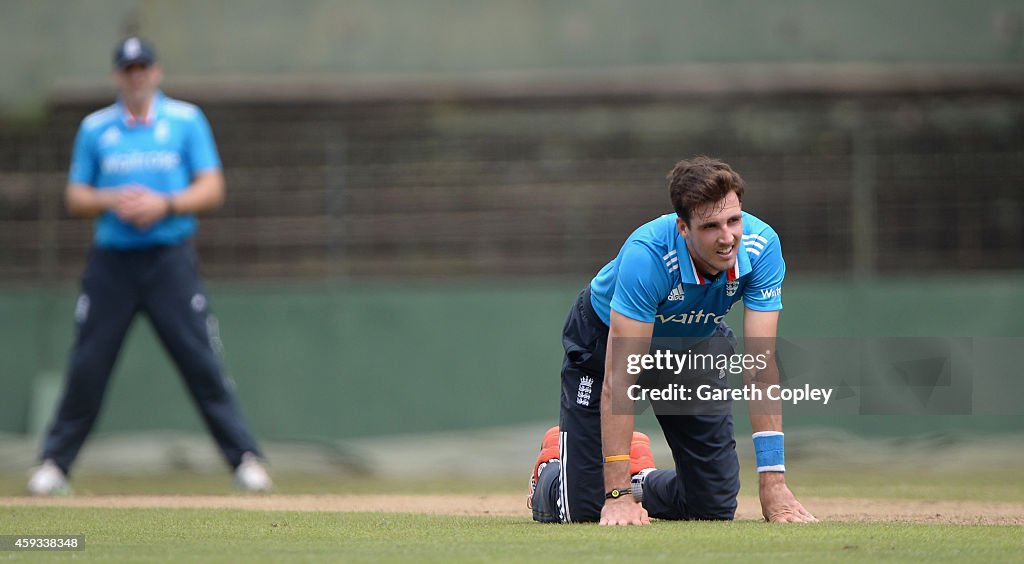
604;454;630;463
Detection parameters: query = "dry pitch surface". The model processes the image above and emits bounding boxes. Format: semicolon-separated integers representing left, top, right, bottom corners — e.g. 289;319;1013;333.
2;495;1021;525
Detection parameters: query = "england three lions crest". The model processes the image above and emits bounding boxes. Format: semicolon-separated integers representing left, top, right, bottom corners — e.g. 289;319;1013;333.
726;280;739;297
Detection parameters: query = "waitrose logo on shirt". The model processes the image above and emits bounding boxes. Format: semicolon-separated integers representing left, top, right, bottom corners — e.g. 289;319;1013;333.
655;309;726;325
102;151;180;174
760;287;782;299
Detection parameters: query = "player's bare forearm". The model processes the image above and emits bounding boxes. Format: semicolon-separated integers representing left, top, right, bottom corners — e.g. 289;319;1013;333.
167;169;224;214
743;307;817;522
600;311;654;491
747;351;816;523
599;311;653;526
65;183;120;217
745;353;783;433
599;384;635;490
743;307;782;433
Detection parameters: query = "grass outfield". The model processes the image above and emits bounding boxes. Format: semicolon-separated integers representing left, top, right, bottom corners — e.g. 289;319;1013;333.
3;432;1022;562
3;506;1023;563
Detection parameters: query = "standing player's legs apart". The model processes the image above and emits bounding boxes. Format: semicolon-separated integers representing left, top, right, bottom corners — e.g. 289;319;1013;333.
141;244;264;469
40;248;143;475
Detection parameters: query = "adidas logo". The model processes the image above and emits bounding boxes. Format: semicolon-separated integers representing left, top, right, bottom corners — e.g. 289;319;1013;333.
667;284;685;301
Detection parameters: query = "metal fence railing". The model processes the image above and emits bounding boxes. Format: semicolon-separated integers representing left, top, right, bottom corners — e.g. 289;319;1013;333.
1;92;1022;283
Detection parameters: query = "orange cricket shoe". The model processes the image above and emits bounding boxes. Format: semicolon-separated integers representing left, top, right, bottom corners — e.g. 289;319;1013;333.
528;426;561;508
629;431;656;476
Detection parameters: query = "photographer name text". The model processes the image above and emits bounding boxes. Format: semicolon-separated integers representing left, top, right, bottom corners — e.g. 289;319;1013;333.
627;383;834;405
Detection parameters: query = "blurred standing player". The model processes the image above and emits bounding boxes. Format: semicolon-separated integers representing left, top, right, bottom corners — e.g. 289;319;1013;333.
27;37;271;494
529;157;815;524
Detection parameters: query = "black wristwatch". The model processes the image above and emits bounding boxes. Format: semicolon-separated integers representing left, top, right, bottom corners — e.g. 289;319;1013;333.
605;487;633;500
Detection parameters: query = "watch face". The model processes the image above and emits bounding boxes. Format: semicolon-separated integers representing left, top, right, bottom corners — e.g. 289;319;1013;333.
607;488;630;499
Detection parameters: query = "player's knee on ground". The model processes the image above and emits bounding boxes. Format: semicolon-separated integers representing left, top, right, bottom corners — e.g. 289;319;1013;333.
531;460;562;523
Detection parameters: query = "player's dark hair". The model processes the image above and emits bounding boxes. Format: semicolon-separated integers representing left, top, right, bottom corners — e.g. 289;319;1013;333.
667;156;745;224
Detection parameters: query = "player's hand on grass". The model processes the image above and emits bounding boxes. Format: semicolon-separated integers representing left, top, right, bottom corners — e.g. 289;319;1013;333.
758;472;817;523
116;185;171;229
600;496;651;526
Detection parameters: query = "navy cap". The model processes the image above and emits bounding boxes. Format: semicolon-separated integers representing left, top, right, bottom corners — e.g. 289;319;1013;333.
113;37;157;68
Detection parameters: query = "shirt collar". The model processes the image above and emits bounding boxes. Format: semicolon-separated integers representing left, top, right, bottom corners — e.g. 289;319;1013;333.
675;231;752;286
118;91;164;127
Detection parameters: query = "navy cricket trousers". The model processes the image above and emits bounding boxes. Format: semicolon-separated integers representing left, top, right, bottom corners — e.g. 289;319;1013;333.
41;243;263;474
532;285;740;523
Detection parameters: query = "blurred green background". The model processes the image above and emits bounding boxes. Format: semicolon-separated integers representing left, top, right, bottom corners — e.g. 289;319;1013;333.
1;0;1023;449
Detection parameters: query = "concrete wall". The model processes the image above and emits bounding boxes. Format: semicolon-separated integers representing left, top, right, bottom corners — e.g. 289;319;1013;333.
3;0;1022;115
